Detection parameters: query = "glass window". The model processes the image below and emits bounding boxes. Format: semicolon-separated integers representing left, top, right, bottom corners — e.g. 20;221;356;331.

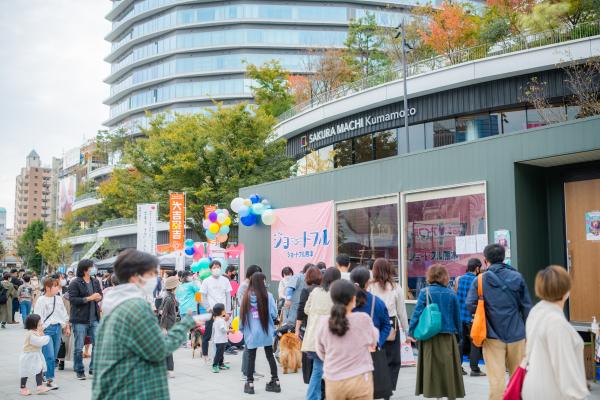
334;138;353;168
432;119;456;147
409;124;426;152
405;189;487;299
424;122;434;149
456;114;499;142
337;200;399;272
499;109;527;134
374;130;397;159
526;106;566;128
354;134;373;164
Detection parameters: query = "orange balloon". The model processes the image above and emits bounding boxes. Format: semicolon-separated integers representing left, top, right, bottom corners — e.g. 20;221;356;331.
194;292;202;303
216;234;228;243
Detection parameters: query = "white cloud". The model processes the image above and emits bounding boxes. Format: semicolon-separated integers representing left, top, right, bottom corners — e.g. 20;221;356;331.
0;0;111;229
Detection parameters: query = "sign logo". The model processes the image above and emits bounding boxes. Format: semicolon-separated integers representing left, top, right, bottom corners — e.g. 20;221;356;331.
300;135;308;147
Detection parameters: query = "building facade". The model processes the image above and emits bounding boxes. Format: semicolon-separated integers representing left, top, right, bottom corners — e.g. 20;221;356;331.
104;0;412;133
13;151;52;236
0;207;6;241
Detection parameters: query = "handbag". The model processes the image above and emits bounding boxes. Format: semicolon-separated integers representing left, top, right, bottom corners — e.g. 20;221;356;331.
503;361;527;400
470;274;487;347
413;287;442;341
369;295;393;399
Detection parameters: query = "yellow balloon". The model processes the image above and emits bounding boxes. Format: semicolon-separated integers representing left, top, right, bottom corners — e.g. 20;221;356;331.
209;223;220;234
231;316;239;332
243;199;252;206
223;216;231;226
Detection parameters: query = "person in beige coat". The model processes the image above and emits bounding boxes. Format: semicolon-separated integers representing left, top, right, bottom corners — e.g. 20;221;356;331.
1;272;17;328
302;267;341;400
522;265;589;400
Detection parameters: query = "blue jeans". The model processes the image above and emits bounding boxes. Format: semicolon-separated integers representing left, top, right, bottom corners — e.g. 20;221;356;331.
42;324;62;380
73;321;98;374
19;301;31;325
307;353;324;400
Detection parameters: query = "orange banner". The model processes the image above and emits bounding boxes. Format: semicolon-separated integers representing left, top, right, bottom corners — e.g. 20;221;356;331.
169;193;186;250
204;205;218;245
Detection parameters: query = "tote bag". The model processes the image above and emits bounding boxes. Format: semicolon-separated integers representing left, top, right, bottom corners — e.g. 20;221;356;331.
470;273;487;347
369;295;393;399
413;287;442;341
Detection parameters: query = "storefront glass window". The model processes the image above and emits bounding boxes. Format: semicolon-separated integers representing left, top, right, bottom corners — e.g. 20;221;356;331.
499;109;527;134
526;106;566;128
567;105;582;120
374;130;397;159
432;119;457;147
456;114;499;142
337;201;399;273
405;191;487;299
334;138;353;168
354;134;374;164
409;124;426;152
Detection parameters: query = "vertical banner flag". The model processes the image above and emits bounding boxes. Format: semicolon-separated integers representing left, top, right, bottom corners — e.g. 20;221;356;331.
270;201;334;280
169;193;186;250
137;203;158;255
204;205;218;245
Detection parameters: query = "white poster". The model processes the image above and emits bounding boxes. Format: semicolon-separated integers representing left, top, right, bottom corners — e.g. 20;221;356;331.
58;175;77;220
137;203;158;255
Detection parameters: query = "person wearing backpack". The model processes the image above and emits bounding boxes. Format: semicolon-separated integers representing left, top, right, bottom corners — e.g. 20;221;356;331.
1;272;17;328
466;244;532;400
408;264;464;399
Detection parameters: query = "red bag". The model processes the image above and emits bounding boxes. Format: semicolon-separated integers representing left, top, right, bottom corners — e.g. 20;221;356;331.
503;365;526;400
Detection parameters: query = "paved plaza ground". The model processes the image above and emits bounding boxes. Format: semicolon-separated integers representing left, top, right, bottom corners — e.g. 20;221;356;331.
0;322;598;399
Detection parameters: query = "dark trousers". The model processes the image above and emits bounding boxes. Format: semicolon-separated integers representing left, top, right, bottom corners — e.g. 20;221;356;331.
202;318;213;356
213;343;226;367
383;329;402;390
12;297;19;321
21;370;43;388
461;322;482;372
166;354;174;371
247;346;278;383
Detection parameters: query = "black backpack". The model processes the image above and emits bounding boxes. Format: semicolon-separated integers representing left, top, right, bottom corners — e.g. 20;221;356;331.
0;286;7;304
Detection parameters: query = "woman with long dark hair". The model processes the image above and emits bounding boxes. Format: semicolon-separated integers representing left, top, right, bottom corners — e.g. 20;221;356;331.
316;279;379;400
369;258;410;391
240;272;280;395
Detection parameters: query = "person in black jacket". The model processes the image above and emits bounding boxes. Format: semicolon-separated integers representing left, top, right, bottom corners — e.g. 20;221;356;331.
68;259;102;380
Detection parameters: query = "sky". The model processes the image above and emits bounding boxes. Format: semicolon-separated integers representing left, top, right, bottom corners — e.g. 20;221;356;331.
0;0;111;229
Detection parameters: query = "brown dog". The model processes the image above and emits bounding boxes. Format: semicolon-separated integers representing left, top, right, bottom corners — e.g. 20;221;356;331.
279;333;302;374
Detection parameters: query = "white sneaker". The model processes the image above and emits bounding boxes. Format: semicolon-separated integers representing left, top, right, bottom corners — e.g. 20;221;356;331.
254;371;265;378
168;371;175;379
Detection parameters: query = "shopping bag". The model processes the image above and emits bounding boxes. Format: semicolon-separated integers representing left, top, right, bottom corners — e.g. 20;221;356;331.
400;342;416;366
503;365;526;400
471;274;487;347
413;287;442;341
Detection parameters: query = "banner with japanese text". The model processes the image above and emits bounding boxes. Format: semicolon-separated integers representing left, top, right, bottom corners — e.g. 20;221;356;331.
137;203;158;255
169;193;186;250
270;201;334;280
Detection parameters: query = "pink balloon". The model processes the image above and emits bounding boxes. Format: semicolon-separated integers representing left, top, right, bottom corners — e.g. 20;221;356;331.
228;331;243;344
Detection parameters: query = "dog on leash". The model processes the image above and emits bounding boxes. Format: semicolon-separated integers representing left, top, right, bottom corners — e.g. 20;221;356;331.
279;333;302;374
191;325;204;358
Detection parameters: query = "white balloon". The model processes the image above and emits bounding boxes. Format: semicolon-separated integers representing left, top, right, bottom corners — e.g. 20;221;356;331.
261;209;277;225
216;213;227;224
230;197;244;213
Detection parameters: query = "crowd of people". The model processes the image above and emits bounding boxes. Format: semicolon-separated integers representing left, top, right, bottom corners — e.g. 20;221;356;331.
2;242;592;399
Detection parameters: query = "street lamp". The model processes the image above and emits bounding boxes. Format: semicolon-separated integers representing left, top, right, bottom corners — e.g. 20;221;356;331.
395;19;410;155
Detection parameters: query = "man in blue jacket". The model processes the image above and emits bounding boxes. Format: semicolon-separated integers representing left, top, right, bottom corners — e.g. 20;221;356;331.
466;244;532;400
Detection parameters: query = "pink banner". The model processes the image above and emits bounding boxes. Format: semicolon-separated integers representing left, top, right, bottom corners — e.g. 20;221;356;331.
270;201;335;280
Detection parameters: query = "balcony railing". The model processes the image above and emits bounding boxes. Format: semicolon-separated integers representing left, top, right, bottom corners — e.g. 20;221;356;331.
74;192;98;202
101;218;136;228
278;19;600;122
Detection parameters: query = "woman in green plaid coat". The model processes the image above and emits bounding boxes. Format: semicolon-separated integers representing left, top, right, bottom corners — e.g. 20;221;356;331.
92;250;196;400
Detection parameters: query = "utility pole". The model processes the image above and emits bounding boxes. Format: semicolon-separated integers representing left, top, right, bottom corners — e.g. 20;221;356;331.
395;18;410;155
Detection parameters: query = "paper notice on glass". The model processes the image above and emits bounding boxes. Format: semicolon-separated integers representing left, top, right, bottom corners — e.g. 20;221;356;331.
476;234;488;253
465;235;477;254
455;236;467;255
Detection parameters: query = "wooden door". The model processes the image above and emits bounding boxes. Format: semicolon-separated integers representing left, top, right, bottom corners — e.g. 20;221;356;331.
565;178;600;322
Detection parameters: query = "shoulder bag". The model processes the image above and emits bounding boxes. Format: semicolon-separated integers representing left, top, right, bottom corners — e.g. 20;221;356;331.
43;296;57;324
470;274;487;347
413;287;442;341
369;295;393;399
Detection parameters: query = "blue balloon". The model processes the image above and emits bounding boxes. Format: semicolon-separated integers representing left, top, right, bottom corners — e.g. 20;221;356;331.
184;247;194;256
249;194;261;204
184;239;194;247
239;205;250;217
219;225;230;235
251;203;265;215
206;230;217;240
241;213;256;226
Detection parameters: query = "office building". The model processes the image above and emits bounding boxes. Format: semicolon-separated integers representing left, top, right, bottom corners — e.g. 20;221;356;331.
13;151;52;236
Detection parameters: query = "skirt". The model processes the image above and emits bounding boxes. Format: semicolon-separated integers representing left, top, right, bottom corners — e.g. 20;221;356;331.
416;333;465;399
19;352;47;377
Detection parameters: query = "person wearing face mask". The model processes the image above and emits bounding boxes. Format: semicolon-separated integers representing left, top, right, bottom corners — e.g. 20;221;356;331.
92;249;199;400
68;259;103;380
175;271;201;318
200;260;233;314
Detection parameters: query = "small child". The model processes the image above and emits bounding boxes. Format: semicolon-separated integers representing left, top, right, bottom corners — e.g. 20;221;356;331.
211;303;231;373
19;314;51;396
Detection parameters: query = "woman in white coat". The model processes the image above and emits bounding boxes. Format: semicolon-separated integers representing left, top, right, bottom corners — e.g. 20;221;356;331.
522;265;589;400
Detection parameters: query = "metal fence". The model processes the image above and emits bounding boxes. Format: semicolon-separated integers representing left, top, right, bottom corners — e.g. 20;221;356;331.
278;20;600;122
101;218;137;228
74;192;98;202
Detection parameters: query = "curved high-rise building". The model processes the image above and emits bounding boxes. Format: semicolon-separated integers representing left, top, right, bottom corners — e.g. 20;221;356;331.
104;0;412;133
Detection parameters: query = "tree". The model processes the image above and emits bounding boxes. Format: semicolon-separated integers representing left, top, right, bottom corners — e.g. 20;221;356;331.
36;229;72;273
344;13;391;77
99;104;296;237
519;0;600;31
381;16;437;67
0;241;5;266
245;60;294;117
16;220;46;273
563;57;600;117
417;2;480;63
297;149;336;175
487;0;536;34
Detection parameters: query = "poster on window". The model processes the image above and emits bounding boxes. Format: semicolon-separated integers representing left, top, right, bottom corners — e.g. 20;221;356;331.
137;203;158;255
270;201;334;280
585;211;600;241
58;175;76;220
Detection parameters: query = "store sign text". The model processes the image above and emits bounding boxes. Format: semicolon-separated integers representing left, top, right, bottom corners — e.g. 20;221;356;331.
308;108;417;144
